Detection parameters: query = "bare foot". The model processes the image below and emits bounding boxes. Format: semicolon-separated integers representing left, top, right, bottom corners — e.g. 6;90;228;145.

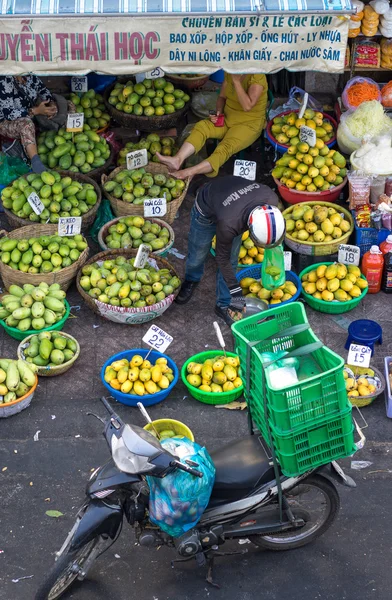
156;152;181;172
172;167;196;180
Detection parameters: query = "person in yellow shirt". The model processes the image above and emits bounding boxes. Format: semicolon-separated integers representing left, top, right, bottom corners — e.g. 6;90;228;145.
156;72;268;179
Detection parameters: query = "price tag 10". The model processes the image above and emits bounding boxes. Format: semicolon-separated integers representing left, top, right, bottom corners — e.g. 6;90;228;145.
284;251;292;271
299;126;316;148
144;198;167;218
347;344;372;368
233;160;256;181
66;112;84;132
58;217;82;237
27;192;44;216
134;243;150;269
143;324;173;353
126;149;148;170
71;76;88;93
338;244;360;267
145;67;165;80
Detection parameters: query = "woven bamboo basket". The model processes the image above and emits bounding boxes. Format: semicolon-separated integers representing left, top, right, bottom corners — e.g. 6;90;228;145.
0;374;38;418
17;332;80;377
0;224;89;291
165;74;209;92
3;171;102;232
101;162;189;224
97;215;175;256
76;248;180;324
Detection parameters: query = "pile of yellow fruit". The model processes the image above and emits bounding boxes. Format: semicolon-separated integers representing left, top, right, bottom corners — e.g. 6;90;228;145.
212;231;264;266
344;369;376;399
186;355;242;393
284;204;352;244
301;263;368;302
104;354;174;396
270;109;335;146
240;276;298;305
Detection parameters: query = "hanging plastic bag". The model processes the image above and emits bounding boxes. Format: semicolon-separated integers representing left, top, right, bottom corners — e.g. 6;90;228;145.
288;87;323;111
147;437;215;538
89;198;115;243
262;244;285;290
0;153;30;186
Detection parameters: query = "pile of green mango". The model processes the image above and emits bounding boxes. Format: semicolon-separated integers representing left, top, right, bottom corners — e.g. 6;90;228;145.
0;283;67;332
79;256;181;308
108;78;190;117
69;89;110;131
104;216;171;251
103;168;185;205
117;134;176;166
37;129;111;173
0;233;87;273
22;331;78;368
1;170;98;224
0;358;37;404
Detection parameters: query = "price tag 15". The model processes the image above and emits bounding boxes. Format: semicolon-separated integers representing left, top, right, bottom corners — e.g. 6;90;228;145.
284;251;292;271
134;243;150;269
143;324;173;353
347;344;372;368
338;244;360;267
145;67;165;80
58;216;82;237
233;159;256;181
66;112;84;132
27;192;44;216
71;76;88;93
144;197;167;218
126;149;148;170
299;126;316;148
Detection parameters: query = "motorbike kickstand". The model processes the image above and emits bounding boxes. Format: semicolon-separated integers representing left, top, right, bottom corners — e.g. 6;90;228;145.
206;549;248;589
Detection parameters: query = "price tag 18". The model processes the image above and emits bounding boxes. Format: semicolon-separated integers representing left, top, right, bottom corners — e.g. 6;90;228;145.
144;197;167;218
134;243;150;269
347;344;372;368
299;126;316;148
71;76;88;93
27;192;44;216
58;217;82;237
66;112;84;132
126;149;148;170
143;324;173;353
233;160;256;181
284;251;292;271
338;244;360;267
145;67;165;80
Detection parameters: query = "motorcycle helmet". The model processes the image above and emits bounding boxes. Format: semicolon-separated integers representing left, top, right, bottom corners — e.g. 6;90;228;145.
248;205;285;248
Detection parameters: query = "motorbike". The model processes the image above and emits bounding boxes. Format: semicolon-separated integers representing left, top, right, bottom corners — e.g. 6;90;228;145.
36;396;360;600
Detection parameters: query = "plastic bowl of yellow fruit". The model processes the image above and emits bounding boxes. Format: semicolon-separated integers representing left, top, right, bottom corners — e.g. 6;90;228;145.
211;231;264;268
344;365;385;407
236;268;301;307
266;109;337;153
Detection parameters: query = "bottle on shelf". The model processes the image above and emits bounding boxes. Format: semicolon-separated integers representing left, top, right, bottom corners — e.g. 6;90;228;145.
361;245;384;294
380;235;392;255
382;252;392;293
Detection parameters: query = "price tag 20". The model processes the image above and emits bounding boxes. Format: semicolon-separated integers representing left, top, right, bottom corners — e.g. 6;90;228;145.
144;198;167;218
233;160;256;181
58;217;82;237
338;244;360;267
71;76;88;93
299;126;316;148
347;344;372;368
126;149;148;170
66;112;84;133
134;243;150;269
27;192;44;216
143;324;173;353
284;251;292;271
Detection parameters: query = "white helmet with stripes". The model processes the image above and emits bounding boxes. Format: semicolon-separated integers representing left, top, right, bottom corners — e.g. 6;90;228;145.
247;205;285;248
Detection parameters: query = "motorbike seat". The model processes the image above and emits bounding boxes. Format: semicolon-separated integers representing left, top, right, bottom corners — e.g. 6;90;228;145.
208;435;278;507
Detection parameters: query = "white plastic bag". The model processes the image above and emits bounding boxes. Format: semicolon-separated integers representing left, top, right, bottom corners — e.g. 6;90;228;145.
337;110;363;154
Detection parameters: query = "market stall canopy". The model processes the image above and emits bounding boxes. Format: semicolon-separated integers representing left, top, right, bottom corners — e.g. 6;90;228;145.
0;0;353;75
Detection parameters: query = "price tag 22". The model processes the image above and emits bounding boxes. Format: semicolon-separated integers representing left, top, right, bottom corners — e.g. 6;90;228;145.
58;217;82;237
233;160;256;181
66;113;84;132
126;149;148;170
27;192;44;216
347;344;372;368
299;126;316;148
134;243;150;269
144;198;167;218
143;324;173;353
71;76;88;93
338;244;360;267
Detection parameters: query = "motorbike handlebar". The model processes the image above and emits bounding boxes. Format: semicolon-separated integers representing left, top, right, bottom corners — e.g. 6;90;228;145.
100;396;115;415
171;460;203;478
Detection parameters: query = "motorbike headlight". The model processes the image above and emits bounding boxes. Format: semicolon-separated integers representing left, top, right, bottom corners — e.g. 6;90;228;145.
111;436;155;474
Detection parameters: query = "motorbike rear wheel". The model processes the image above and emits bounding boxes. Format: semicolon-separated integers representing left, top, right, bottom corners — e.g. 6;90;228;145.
249;474;339;551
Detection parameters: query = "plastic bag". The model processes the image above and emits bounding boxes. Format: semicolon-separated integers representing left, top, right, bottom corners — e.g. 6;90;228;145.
262;244;285;290
147;438;215;538
288;87;323;111
381;81;392;108
337;110;362;154
89;198;115;243
342;77;381;110
0;153;30;186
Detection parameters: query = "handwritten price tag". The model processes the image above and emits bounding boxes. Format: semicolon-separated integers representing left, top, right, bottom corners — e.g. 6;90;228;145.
134;243;150;269
233;160;256;181
347;344;372;368
71;76;88;93
126;149;148;170
58;217;82;237
66;113;84;132
143;324;173;353
284;251;292;271
338;244;360;267
144;198;167;218
299;126;316;147
145;67;165;80
27;192;44;216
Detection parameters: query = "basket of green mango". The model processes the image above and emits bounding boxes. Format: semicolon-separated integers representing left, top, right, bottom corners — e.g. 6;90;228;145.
17;331;80;377
98;215;174;256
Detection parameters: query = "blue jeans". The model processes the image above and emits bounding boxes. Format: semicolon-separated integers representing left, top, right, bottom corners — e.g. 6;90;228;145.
185;204;242;308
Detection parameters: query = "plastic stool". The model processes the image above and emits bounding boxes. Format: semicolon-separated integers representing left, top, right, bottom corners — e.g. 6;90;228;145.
344;319;383;355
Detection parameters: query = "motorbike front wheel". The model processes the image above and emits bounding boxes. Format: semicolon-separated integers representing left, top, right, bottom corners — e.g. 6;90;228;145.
249;474;340;551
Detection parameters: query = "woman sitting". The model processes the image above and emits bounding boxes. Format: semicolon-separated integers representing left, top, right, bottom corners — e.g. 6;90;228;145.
157;72;268;179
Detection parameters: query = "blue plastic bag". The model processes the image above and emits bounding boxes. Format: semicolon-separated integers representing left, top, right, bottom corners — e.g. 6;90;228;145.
147;438;215;538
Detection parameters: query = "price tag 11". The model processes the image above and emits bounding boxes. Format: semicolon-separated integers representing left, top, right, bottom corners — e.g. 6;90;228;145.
126;149;148;170
134;243;150;269
71;76;88;93
233;160;256;181
27;192;44;216
145;67;165;80
66;112;84;133
299;126;316;148
284;251;292;271
58;216;82;237
143;324;173;353
347;344;372;368
144;197;167;218
338;244;360;267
